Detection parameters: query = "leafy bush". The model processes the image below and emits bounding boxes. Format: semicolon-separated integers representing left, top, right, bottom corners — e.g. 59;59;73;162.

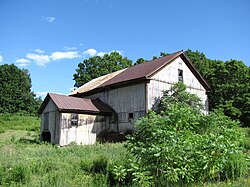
124;83;249;186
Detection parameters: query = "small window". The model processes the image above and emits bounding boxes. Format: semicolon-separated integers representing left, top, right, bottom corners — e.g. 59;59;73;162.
71;114;78;126
128;113;134;119
178;69;183;82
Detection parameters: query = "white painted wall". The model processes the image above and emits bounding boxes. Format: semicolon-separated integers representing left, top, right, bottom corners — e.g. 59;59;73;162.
59;113;107;146
86;83;146;131
148;56;209;112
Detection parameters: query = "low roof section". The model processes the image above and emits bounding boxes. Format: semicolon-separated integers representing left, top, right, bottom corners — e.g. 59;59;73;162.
38;93;114;115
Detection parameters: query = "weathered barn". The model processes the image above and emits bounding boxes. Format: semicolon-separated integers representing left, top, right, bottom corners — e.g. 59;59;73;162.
39;51;210;146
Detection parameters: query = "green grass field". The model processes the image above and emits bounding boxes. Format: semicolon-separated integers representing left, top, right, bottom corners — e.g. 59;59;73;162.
0;114;249;186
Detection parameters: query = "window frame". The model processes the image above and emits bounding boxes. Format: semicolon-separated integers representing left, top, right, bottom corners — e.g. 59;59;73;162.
71;113;78;126
178;69;183;82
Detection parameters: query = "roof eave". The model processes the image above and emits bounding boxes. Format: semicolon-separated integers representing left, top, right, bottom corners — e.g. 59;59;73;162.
72;77;148;97
58;108;112;115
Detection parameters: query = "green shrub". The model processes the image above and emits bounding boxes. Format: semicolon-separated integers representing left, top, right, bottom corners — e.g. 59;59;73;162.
126;105;248;185
124;83;248;186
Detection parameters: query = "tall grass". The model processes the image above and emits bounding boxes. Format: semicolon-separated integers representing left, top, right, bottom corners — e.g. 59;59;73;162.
0;113;40;133
241;127;250;151
0;140;129;186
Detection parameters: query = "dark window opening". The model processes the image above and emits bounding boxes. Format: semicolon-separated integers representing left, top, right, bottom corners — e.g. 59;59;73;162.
178;69;183;82
71;113;78;126
128;113;134;119
41;131;51;142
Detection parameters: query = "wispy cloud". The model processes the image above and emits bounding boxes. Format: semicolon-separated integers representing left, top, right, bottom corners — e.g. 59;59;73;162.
0;55;3;63
15;58;31;67
64;46;78;51
26;53;50;66
45;16;56;23
34;49;45;54
15;47;123;67
50;51;81;61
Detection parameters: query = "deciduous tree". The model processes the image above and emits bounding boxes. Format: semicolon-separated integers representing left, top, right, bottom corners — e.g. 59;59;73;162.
0;64;41;115
73;52;132;87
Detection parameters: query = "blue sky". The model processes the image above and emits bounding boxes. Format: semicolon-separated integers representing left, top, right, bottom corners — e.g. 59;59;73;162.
0;0;249;99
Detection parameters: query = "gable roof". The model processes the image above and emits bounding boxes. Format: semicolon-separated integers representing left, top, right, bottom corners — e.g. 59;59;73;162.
100;51;183;87
38;93;114;114
70;51;210;96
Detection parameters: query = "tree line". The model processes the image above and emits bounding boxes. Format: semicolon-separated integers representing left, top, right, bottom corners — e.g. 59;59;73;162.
73;50;250;127
1;49;249;126
0;64;42;116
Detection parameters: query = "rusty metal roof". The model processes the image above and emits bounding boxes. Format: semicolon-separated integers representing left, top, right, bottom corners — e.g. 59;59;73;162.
99;51;182;88
70;51;210;96
38;93;113;114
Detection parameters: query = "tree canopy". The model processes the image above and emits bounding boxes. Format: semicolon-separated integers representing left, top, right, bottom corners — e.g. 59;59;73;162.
0;64;41;115
185;49;250;127
73;52;132;87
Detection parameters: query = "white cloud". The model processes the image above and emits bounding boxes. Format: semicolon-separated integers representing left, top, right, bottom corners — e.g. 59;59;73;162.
45;16;56;23
0;55;3;63
84;48;97;56
50;51;81;61
26;53;50;66
15;47;123;67
15;58;31;67
16;58;31;63
34;49;45;54
83;48;123;58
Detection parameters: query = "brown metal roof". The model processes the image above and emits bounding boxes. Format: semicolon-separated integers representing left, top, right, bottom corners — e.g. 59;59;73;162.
70;51;210;96
38;93;113;114
99;51;183;88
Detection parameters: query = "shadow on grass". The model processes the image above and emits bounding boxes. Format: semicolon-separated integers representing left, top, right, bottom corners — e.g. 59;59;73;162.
97;130;133;143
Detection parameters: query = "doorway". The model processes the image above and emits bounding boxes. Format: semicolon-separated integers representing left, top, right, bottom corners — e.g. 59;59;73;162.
41;131;51;142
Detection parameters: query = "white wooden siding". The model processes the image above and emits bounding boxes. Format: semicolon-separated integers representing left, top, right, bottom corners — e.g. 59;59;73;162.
86;83;146;131
59;113;107;146
148;56;209;112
